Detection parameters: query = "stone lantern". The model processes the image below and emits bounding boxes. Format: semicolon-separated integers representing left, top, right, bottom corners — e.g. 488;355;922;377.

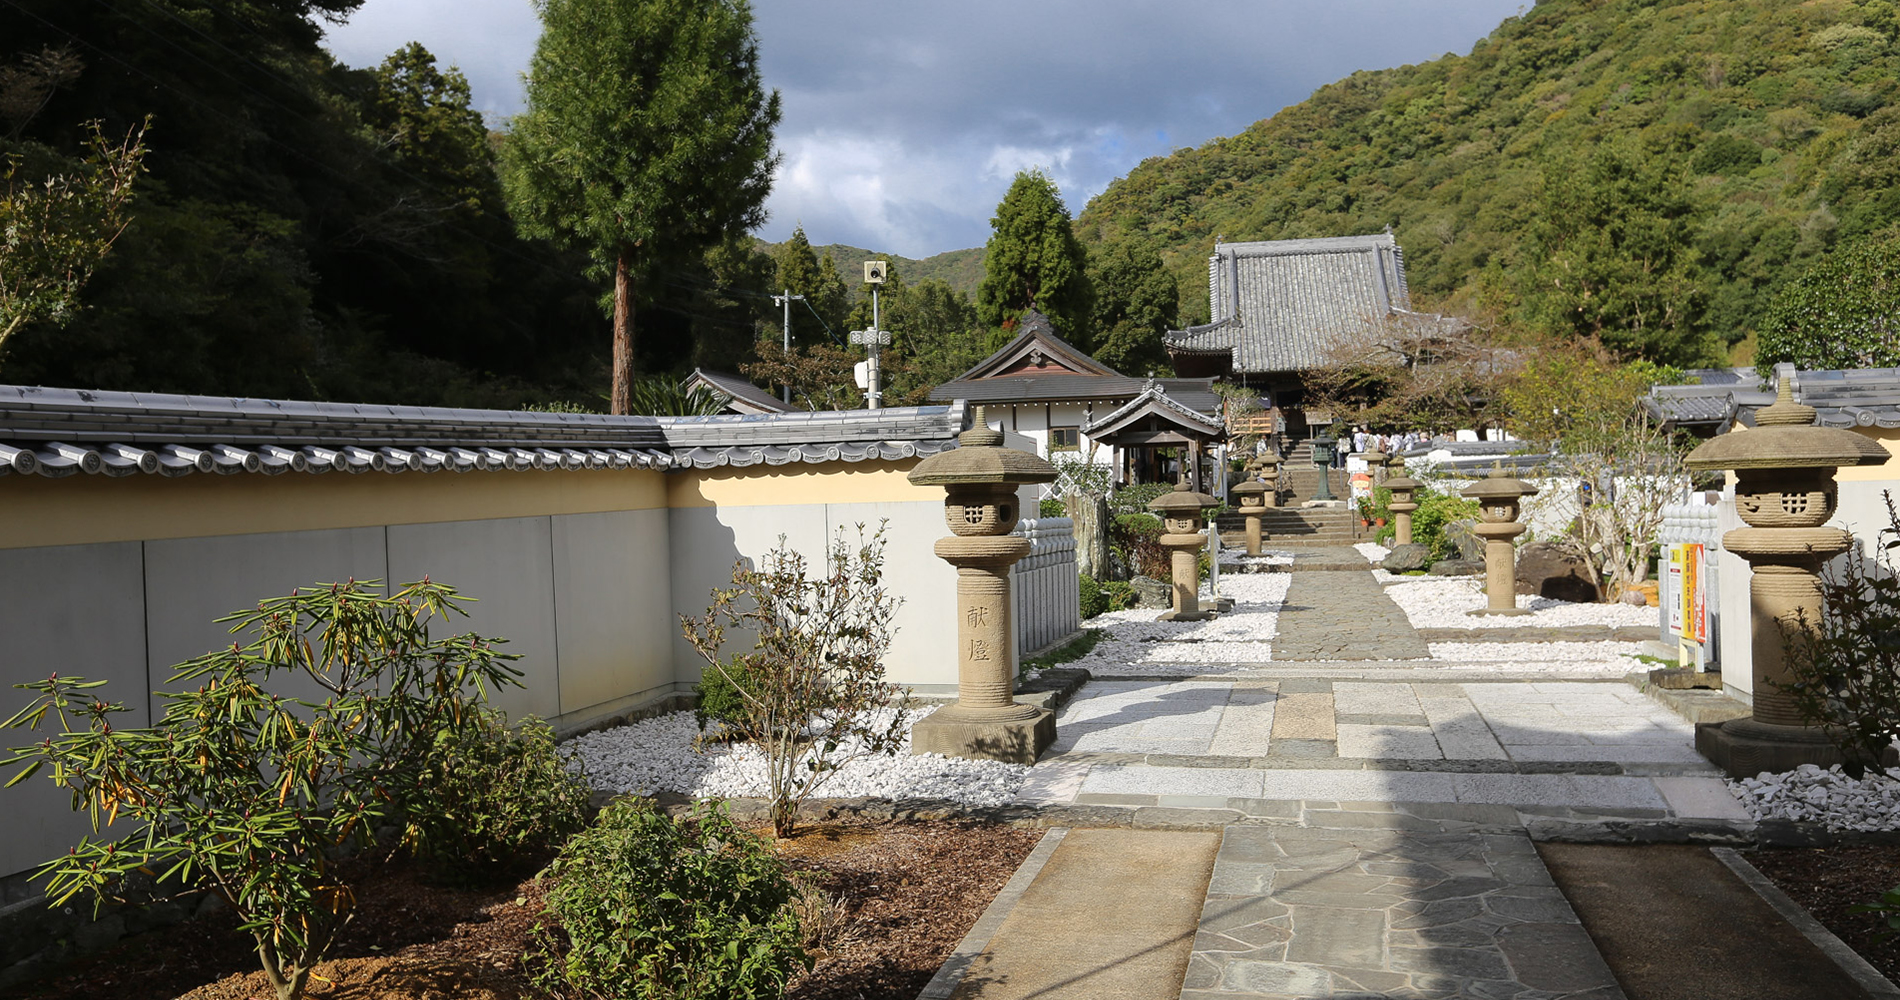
907;407;1059;764
1310;428;1338;501
1386;473;1421;547
1462;467;1538;616
1257;446;1284;507
1685;374;1888;777
1148;480;1220;621
1231;478;1270;555
1364;440;1387;482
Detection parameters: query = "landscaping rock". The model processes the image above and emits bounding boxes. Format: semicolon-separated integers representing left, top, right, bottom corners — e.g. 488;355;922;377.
1380;543;1432;572
1130;575;1171;608
1515;542;1600;603
1429;558;1484;576
1444;519;1486;561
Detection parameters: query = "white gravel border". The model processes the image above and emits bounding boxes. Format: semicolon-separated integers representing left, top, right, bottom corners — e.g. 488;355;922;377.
1069;573;1292;675
1354;542;1389;563
1730;764;1900;831
1384;575;1656;630
567;706;1030;807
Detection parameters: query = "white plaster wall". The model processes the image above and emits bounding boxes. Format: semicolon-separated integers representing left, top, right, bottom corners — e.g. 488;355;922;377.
387;518;561;722
0;543;149;883
667;503;832;685
550;509;674;724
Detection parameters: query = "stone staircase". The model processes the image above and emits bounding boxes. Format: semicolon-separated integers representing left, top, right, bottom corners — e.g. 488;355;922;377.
1220;441;1360;549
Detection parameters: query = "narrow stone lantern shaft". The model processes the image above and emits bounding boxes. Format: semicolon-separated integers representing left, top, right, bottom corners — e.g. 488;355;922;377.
1259;448;1283;508
1386;475;1420;547
1463;467;1537;616
1150;480;1220;621
906;407;1059;764
1685;373;1890;776
1232;479;1269;556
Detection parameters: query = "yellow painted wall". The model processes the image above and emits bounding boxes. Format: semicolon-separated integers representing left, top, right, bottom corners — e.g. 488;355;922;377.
0;459;949;550
1834;426;1900;483
0;467;668;550
665;460;941;508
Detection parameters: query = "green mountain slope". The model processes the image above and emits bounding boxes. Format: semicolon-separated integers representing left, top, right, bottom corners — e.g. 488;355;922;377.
755;240;986;299
1075;0;1900;365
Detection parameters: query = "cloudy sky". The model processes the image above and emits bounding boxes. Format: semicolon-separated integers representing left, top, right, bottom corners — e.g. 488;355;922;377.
323;1;1526;258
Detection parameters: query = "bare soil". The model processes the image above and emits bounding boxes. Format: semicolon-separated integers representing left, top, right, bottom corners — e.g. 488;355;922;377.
1751;843;1900;986
13;820;1041;1000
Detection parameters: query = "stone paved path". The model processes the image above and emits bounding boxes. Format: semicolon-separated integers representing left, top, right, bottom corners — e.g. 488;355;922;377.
1270;568;1430;661
956;554;1773;1000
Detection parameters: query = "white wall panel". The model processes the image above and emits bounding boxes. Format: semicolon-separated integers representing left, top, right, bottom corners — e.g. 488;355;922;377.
0;542;148;882
386;518;560;721
667;504;829;683
551;509;674;718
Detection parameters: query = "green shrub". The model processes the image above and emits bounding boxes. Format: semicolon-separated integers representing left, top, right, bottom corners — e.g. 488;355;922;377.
1;579;521;1000
1079;575;1106;618
1411;486;1480;560
406;711;592;881
692;656;759;733
1039;497;1066;519
1110;512;1170;578
532;800;808;1000
1102;580;1137;611
1110;482;1174;516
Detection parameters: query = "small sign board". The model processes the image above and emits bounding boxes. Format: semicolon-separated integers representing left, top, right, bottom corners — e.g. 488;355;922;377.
1664;543;1708;644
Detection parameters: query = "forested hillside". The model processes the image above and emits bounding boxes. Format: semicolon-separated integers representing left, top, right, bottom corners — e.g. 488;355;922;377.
752;241;986;300
1076;0;1900;367
0;0;770;406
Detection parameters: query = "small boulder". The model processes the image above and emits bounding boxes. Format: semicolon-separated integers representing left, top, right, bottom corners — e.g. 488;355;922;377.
1130;575;1171;608
1381;543;1432;572
1429;558;1484;576
1515;542;1599;603
1443;519;1486;561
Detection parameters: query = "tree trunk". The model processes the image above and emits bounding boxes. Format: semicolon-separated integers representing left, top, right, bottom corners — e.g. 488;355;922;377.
611;249;636;415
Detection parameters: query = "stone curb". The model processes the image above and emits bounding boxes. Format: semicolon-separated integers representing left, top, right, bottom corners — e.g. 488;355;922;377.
915;827;1067;1000
1712;847;1900;1000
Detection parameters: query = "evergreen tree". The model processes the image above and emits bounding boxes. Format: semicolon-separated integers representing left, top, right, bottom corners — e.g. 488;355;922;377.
1086;237;1178;375
976;170;1090;342
1757;232;1900;373
503;0;781;413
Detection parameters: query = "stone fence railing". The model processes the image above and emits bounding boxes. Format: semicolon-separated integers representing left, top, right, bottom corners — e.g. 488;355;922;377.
1011;517;1080;657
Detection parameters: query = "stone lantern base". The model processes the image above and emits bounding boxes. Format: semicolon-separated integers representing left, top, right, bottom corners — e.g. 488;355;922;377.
1694;719;1875;778
1158;608;1217;622
1467;607;1532;618
911;704;1054;765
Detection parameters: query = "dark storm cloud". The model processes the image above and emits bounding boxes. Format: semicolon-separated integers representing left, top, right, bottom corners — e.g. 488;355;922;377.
325;0;1526;256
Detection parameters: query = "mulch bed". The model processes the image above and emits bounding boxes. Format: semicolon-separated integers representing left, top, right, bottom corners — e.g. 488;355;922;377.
1751;843;1900;985
14;819;1040;1000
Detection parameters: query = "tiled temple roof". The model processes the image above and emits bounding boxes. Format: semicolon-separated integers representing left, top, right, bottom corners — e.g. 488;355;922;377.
0;385;965;478
1645;365;1900;432
1164;235;1414;374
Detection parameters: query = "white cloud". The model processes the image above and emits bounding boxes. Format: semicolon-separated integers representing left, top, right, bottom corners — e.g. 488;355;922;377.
323;0;1528;256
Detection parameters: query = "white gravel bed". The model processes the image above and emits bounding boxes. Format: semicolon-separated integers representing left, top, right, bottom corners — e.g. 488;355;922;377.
1384;576;1657;630
1354;542;1389;563
567;706;1029;807
1428;639;1646;663
1731;763;1900;831
1220;551;1295;567
1070;573;1291;676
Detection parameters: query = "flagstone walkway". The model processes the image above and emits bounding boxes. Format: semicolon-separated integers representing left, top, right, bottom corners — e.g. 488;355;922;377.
949;548;1770;1000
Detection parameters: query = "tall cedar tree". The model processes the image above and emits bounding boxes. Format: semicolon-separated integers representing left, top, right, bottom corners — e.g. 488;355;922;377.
504;0;781;413
976;170;1090;344
1086;237;1178;375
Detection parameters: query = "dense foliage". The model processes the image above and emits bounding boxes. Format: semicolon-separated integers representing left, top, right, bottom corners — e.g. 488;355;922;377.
977;170;1091;343
406;711;593;881
1758;232;1900;372
1;579;521;1000
532;800;808;1000
1077;0;1900;365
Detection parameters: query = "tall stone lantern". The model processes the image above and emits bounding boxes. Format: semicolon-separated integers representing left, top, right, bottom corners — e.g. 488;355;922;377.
1149;480;1220;621
1257;447;1284;507
907;408;1058;764
1462;467;1538;616
1364;440;1388;483
1232;478;1270;555
1386;473;1421;547
1685;375;1888;776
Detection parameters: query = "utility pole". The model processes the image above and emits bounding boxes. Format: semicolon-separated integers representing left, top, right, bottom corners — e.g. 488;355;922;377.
850;261;891;410
770;289;805;404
